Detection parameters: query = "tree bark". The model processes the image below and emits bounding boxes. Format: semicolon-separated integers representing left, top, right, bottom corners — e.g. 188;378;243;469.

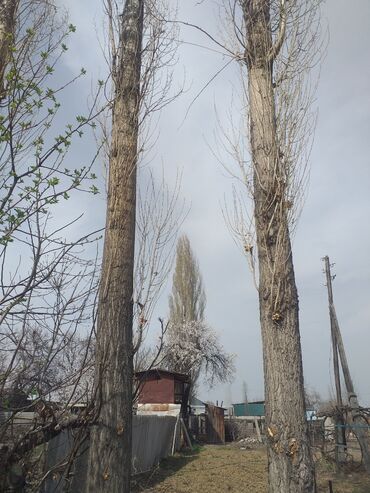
244;1;316;491
0;0;18;97
86;1;143;492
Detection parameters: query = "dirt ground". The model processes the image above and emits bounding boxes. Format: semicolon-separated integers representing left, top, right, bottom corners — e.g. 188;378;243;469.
132;445;370;493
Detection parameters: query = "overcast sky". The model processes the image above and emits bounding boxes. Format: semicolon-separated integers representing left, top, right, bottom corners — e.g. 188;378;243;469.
56;0;370;406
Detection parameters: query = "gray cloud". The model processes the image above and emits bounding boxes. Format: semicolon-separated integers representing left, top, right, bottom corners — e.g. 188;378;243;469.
56;0;370;406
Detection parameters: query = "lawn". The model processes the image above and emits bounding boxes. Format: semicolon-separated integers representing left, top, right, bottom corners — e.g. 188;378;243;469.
132;445;370;493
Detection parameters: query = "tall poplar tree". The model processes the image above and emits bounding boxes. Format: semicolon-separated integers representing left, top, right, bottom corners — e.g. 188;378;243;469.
169;234;206;324
86;1;143;491
167;235;207;397
232;1;321;491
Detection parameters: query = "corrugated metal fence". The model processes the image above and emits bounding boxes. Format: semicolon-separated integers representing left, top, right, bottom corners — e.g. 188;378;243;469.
42;415;179;492
132;415;178;474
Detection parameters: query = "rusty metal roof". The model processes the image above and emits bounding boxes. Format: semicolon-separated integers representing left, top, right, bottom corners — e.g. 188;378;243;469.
135;368;190;382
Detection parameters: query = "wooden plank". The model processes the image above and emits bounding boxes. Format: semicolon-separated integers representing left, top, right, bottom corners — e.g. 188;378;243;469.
180;418;193;450
254;418;262;443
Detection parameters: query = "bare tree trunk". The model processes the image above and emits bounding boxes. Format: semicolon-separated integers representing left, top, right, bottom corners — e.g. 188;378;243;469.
244;1;316;491
86;1;143;491
0;0;18;96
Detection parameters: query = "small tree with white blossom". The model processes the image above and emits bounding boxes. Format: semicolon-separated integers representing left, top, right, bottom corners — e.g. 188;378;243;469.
164;320;235;395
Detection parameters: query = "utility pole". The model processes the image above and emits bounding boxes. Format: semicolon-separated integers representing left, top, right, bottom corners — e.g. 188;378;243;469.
323;256;346;464
323;256;370;474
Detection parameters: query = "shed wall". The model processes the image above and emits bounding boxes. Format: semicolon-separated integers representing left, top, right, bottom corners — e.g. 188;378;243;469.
137;374;174;404
233;402;265;417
